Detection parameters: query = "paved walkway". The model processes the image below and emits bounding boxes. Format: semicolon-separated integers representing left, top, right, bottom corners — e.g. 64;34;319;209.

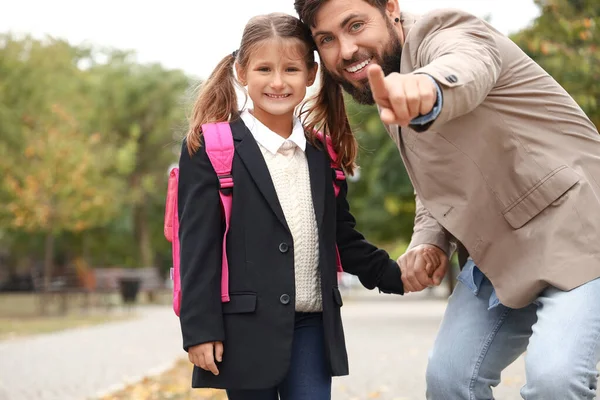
0;293;528;400
333;289;526;400
0;306;185;400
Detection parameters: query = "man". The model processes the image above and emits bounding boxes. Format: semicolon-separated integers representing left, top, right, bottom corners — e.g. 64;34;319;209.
294;0;600;399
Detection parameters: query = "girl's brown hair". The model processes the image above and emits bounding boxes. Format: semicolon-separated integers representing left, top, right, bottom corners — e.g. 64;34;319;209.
186;13;313;152
300;68;357;175
186;12;357;174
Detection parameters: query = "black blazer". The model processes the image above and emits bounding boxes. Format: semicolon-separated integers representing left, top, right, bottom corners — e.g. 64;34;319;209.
178;118;403;390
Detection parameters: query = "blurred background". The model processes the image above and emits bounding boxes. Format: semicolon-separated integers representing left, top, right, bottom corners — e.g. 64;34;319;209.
0;1;598;399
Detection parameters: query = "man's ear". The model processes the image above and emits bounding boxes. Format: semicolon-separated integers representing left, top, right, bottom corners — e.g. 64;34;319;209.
235;62;247;86
307;62;318;87
386;0;400;20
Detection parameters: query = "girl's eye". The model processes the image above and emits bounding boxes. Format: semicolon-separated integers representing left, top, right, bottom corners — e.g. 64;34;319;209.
350;22;363;31
258;67;270;72
287;68;300;72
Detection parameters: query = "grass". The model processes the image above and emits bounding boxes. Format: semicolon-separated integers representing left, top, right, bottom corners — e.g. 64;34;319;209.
0;290;170;339
0;312;134;340
0;290;172;317
100;358;226;400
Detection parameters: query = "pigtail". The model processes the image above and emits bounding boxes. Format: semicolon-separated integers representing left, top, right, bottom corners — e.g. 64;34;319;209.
186;53;240;155
300;68;358;175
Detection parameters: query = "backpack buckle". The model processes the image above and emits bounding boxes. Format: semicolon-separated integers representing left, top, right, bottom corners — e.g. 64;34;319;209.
332;168;345;181
218;174;233;195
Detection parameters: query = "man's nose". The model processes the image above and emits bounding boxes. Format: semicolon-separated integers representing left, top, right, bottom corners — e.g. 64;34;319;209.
340;36;358;61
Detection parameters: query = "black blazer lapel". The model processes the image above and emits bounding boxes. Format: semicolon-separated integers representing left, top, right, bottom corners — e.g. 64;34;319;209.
305;142;327;229
229;119;290;233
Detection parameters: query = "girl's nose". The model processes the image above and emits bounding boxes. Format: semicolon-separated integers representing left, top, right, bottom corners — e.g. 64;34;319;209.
270;73;285;90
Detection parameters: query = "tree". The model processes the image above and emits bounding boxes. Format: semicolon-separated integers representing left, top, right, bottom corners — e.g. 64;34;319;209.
511;0;599;127
0;104;126;294
85;52;192;269
0;35;194;281
0;35;131;296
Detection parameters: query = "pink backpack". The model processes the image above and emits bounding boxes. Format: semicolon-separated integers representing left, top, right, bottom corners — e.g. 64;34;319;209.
164;122;345;316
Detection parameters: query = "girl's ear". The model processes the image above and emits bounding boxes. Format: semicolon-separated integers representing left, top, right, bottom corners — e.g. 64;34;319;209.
307;62;318;87
235;62;247;86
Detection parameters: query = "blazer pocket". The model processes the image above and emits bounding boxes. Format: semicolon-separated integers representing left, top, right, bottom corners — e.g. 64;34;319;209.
332;287;343;307
222;293;257;314
502;166;580;229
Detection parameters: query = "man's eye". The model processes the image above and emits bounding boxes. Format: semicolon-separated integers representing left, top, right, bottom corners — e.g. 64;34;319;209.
321;36;333;44
350;22;363;31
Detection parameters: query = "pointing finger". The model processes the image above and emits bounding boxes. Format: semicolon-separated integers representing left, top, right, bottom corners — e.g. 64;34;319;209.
367;64;391;108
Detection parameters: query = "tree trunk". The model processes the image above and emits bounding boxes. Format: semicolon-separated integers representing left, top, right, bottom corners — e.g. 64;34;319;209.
43;231;55;290
134;202;154;268
40;231;55;315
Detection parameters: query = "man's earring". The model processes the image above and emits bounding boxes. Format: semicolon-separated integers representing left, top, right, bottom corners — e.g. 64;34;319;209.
394;17;400;23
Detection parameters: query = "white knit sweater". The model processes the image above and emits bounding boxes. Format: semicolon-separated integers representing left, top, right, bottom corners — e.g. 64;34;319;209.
257;139;322;312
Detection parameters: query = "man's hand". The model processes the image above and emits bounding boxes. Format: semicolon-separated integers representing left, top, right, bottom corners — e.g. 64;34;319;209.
367;64;437;126
188;341;223;376
397;244;449;293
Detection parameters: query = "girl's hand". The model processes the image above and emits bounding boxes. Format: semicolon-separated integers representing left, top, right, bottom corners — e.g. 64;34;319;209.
398;244;447;292
188;341;224;375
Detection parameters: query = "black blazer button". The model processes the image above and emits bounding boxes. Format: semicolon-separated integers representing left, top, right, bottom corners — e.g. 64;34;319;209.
279;242;289;253
280;294;291;305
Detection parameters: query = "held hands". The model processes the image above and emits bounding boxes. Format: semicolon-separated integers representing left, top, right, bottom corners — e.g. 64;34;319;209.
367;64;437;127
397;244;448;293
188;341;223;375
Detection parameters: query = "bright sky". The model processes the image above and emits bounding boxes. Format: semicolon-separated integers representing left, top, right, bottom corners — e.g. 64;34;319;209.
2;0;540;80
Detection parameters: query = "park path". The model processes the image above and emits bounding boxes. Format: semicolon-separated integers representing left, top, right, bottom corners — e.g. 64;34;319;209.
0;306;185;400
333;290;526;399
0;292;528;400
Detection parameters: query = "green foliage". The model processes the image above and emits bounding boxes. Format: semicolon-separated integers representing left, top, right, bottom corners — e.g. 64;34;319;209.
0;34;190;277
511;0;599;128
345;98;416;243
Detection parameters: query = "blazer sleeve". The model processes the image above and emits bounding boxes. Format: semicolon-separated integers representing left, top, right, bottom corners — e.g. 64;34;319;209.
410;9;502;132
178;139;225;351
408;192;452;257
336;179;404;295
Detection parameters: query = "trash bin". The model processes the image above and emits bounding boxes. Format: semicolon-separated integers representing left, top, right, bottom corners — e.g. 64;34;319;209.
119;278;141;304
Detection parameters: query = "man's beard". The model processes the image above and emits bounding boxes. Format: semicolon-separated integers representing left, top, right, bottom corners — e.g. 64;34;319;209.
330;28;402;105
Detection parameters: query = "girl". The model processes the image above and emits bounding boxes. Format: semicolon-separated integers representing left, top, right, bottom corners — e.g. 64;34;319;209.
178;12;406;400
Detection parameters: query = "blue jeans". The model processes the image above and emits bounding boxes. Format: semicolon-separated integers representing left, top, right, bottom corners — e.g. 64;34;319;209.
226;312;331;400
426;274;600;399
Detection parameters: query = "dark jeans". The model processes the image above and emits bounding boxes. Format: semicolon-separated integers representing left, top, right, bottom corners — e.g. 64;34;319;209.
226;312;331;400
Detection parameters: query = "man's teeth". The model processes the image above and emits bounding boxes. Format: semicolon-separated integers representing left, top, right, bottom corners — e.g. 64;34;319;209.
346;58;372;73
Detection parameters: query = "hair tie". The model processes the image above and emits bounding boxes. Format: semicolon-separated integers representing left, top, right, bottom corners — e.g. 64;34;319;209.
232;49;238;58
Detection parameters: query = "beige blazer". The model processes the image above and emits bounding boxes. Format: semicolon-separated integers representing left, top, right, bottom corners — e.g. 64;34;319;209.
390;9;600;308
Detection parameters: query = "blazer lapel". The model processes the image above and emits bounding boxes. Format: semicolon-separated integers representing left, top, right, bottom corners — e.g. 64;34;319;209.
305;141;327;229
230;119;290;232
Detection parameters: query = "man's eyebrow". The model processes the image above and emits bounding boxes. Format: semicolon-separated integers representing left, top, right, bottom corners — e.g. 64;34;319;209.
313;13;364;37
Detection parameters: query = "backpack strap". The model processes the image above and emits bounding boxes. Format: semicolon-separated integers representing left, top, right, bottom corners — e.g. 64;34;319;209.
164;167;182;315
316;132;346;196
316;132;345;273
202;122;235;303
164;167;179;243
